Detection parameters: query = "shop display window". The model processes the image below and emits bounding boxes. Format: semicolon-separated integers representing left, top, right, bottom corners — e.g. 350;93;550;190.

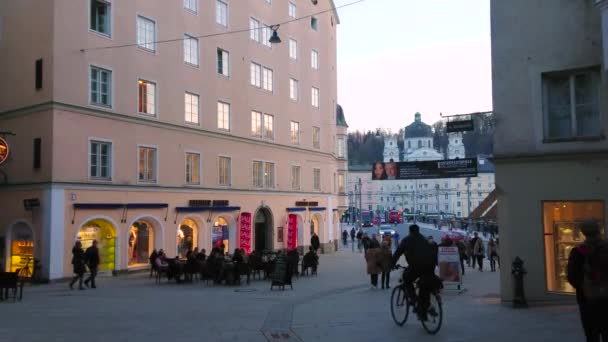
213;217;229;254
543;201;604;293
77;219;116;272
177;219;197;258
9;223;34;274
129;221;153;266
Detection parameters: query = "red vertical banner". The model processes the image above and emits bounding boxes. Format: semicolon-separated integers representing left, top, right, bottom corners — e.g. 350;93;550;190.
287;214;298;250
239;212;252;254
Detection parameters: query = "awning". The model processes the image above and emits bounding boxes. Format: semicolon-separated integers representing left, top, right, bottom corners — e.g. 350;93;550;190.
286;207;306;212
73;203;124;210
332;209;340;211
175;206;240;213
309;207;326;212
126;203;169;209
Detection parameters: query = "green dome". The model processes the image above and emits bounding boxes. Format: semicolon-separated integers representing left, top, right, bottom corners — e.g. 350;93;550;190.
404;112;432;138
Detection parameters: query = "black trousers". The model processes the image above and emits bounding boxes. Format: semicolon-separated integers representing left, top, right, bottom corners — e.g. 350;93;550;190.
370;274;378;287
476;255;484;271
404;267;434;310
84;267;98;287
381;272;390;288
490;254;497;272
579;300;608;342
70;272;84;289
459;256;466;275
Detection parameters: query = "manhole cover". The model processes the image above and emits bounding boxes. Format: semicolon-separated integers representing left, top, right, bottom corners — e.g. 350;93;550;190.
234;289;257;293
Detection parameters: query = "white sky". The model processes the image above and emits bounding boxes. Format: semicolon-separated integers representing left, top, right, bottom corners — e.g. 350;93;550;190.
335;0;492;132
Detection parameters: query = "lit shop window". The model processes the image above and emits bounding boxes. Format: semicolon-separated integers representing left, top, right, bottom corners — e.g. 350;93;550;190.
543;201;604;293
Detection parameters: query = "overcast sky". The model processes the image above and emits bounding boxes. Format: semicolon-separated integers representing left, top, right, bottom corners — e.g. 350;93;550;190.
335;0;492;132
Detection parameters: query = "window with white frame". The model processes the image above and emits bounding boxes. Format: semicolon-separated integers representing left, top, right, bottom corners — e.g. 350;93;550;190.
290;121;300;144
289;38;297;60
250;62;262;87
311;49;319;70
291;165;301;190
337;137;345;158
249;18;260;42
264;114;274;140
90;0;111;36
312;87;319;108
216;0;228;27
217;48;229;76
252;161;264;188
184;0;197;13
90;66;112;107
218;156;231;185
289;78;299;101
185;152;200;185
251;111;262;137
184;92;199;124
90;140;111;179
543;68;601;139
137;16;155;51
261;25;271;48
138;146;157;183
184;35;199;66
138;79;156;115
313;126;320;149
265;162;275;188
262;67;273;91
313;168;321;191
217;101;230;130
338;173;345;193
288;2;296;18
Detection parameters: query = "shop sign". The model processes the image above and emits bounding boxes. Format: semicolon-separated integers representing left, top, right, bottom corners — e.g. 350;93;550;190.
287;214;298;250
213;200;229;207
0;137;9;166
295;201;319;207
438;247;462;286
239;212;252;254
189;200;211;207
446;119;474;133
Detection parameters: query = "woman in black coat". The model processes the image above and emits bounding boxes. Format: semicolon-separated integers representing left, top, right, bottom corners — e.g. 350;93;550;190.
69;241;86;290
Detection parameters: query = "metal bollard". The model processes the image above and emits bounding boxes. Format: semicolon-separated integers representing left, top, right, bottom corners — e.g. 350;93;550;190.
511;256;528;308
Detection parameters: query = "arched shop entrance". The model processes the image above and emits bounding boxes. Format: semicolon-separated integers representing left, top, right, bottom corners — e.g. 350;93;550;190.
254;208;273;252
311;214;321;236
8;221;34;274
177;218;197;258
212;217;229;254
78;219;117;272
128;220;155;267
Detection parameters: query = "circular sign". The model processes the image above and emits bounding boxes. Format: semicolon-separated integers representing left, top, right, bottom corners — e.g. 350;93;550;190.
0;137;9;165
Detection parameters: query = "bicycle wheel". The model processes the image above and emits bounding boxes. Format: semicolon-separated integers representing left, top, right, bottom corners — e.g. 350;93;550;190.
421;292;443;334
390;286;410;326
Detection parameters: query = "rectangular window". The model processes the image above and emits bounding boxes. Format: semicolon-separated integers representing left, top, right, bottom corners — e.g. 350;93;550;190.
265;162;275;189
264;114;274;140
184;92;199;125
312;87;319;108
311;16;318;31
543;68;600;139
90;0;111;36
251;111;262;137
252;161;264;188
90;66;111;107
289;78;299;101
289;39;297;60
337;137;345;158
262;67;273;91
216;0;228;27
261;25;271;48
184;0;197;13
313;168;321;192
311;49;319;70
185;152;200;185
90;140;111;180
217;48;229;76
138;79;156;116
288;2;296;18
138;146;157;183
137;16;156;51
543;201;604;293
250;62;262;87
249;18;260;42
217;101;230;130
445;194;448;200
313;127;320;149
291;166;301;190
338;173;345;193
457;201;461;207
218;156;231;185
290;121;300;144
184;35;199;66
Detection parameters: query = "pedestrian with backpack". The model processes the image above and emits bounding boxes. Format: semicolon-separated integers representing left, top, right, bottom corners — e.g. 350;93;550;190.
567;220;608;342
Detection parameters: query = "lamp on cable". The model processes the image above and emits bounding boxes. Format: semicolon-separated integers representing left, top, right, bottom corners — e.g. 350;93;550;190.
269;25;282;44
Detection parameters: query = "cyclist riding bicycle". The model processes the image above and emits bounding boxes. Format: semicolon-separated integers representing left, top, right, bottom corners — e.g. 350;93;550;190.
392;224;437;320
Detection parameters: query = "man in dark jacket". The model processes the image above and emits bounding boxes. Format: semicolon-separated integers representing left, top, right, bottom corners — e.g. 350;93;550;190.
311;233;320;252
84;240;100;288
567;220;608;342
69;241;86;290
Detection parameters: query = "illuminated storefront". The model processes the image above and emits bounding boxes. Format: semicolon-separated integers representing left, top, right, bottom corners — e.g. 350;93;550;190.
177;219;197;258
77;219;116;272
213;217;229;254
129;220;154;266
9;222;34;274
543;201;604;293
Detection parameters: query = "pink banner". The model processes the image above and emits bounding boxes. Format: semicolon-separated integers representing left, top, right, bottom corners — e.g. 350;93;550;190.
287;214;298;250
239;212;252;254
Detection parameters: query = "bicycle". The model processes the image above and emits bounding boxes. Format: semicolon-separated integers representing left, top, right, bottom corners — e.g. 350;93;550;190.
17;257;32;280
390;265;443;335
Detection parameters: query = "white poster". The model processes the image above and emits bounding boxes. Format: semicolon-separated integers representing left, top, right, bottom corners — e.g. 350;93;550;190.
438;246;462;285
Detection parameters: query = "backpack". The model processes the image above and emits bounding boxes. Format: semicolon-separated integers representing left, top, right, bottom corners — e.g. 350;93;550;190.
581;241;608;300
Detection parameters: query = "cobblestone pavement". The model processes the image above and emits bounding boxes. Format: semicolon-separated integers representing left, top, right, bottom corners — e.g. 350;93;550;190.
0;245;583;342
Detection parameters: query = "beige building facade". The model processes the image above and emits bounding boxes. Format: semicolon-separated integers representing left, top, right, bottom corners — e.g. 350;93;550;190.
0;0;347;280
492;0;608;302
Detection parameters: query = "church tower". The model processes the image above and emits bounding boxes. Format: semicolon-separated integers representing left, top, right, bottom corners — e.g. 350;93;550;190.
447;132;465;159
383;135;399;162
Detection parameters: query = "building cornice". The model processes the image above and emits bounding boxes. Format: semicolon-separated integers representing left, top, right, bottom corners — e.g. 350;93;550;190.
492;150;608;164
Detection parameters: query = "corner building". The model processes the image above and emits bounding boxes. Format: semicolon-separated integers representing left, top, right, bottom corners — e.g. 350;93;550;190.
0;0;347;280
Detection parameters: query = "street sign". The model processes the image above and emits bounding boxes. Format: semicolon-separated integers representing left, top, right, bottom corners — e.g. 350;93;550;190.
446;119;474;133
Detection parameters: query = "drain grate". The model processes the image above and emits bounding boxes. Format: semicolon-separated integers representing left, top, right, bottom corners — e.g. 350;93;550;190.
262;330;302;341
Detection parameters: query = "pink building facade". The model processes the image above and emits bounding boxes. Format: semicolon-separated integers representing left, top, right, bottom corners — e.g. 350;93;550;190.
0;0;347;280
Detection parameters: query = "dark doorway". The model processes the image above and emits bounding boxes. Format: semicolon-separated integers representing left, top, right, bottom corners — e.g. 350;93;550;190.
254;208;273;251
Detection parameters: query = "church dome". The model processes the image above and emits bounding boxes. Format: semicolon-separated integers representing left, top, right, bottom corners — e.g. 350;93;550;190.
404;112;433;138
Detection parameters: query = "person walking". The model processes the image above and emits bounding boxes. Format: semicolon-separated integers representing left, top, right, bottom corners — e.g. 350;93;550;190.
83;240;100;288
467;236;476;269
472;233;485;271
365;239;382;289
487;238;498;272
342;230;348;247
356;230;363;252
567;220;608;342
379;241;392;289
310;232;320;253
69;241;86;290
455;238;467;276
350;228;356;245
